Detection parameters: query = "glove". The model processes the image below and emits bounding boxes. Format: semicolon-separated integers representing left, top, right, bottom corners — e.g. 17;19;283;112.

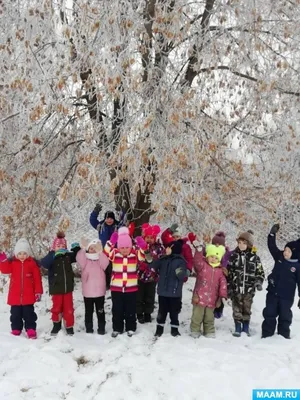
188;232;197;243
169;223;178;234
35;294;42;302
135;236;147;250
71;242;80;250
175;267;184;276
298;299;300;309
255;282;263;291
93;202;102;214
270;223;280;235
110;232;118;245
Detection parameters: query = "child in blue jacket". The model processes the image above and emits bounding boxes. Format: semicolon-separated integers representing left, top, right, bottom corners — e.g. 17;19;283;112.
262;224;300;339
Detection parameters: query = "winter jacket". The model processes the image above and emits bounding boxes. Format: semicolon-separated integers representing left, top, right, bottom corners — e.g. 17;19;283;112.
76;249;109;298
221;248;234;268
0;256;43;306
89;211;125;247
193;250;227;309
152;254;187;298
0;252;6;263
40;248;79;295
227;247;264;298
138;242;164;283
266;234;300;301
103;241;145;293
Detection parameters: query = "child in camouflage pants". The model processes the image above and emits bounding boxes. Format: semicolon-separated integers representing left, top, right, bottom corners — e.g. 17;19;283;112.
227;230;265;337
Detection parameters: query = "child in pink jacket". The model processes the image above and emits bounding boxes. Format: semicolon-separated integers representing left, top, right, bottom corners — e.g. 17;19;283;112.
190;244;227;338
76;238;109;334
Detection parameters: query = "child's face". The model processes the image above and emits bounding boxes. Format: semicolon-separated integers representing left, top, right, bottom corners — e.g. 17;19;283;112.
172;234;181;241
119;247;131;256
17;251;28;262
283;247;292;260
237;239;248;251
105;217;114;226
145;235;155;245
88;245;97;254
206;255;220;265
54;243;65;252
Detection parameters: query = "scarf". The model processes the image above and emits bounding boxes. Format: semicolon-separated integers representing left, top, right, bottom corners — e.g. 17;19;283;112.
54;248;68;258
86;252;100;261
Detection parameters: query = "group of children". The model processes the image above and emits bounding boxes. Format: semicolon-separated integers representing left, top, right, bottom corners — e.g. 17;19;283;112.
1;210;300;340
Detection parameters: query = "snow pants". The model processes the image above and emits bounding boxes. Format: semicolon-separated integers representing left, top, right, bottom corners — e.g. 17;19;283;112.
10;305;37;331
105;262;112;290
157;296;181;328
232;293;254;322
51;292;74;328
84;296;105;331
262;293;293;339
136;281;156;315
111;291;137;333
190;305;215;335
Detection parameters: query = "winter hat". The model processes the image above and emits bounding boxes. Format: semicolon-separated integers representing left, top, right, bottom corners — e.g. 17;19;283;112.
161;229;174;247
14;238;31;256
117;227;133;249
142;223;161;239
167;240;183;255
104;211;115;220
172;226;182;237
212;231;226;246
205;244;226;261
237;230;254;248
284;241;299;260
87;239;102;252
51;231;67;250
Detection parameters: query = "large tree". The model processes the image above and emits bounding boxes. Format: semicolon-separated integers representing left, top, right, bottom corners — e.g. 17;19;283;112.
1;0;300;251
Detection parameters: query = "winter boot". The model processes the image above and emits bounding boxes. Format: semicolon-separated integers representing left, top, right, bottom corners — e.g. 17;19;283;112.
242;320;250;336
137;314;145;324
27;329;37;339
144;313;152;323
190;331;201;339
97;323;106;335
154;325;164;337
171;327;181;337
50;321;62;336
85;323;94;334
11;330;22;336
127;330;135;337
111;331;119;338
232;320;242;337
66;327;74;336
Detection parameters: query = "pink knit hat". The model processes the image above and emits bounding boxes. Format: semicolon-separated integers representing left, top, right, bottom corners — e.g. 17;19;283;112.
117;227;132;249
51;232;67;250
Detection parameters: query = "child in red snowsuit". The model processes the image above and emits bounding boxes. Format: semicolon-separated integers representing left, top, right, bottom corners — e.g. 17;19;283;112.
40;232;80;336
0;238;43;339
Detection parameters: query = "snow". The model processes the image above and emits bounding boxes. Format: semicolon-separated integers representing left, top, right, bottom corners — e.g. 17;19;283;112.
0;278;300;400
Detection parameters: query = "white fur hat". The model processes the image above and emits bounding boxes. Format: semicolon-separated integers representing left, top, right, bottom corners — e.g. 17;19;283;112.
87;239;102;251
14;238;31;256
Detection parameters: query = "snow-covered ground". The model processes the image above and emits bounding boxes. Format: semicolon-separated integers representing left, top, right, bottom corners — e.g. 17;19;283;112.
0;277;300;400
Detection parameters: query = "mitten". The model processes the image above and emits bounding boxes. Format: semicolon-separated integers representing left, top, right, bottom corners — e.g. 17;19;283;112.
93;202;102;214
80;238;89;249
135;236;147;250
270;223;280;235
298;299;300;309
188;232;197;243
110;232;118;245
175;267;184;276
255;282;263;291
169;223;178;233
35;294;42;302
71;242;80;250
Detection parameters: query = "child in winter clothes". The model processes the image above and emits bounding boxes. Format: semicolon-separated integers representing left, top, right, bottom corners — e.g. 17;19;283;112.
104;227;146;337
190;244;227;338
89;202;125;289
136;223;164;324
0;239;43;339
261;224;300;339
40;232;80;336
151;240;188;337
227;230;264;337
76;238;109;334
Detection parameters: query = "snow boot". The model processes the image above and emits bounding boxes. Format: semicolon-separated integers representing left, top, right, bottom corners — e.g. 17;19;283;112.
232;320;242;337
127;330;135;337
137;314;145;324
190;331;201;339
242;320;250;336
111;331;119;338
50;321;62;336
11;330;22;336
144;313;152;323
97;323;106;335
85;323;94;334
154;325;164;337
66;327;74;336
27;329;37;339
171;327;181;337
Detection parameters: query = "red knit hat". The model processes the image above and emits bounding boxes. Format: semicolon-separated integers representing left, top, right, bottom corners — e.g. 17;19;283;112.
212;231;226;246
51;232;67;250
142;223;161;239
